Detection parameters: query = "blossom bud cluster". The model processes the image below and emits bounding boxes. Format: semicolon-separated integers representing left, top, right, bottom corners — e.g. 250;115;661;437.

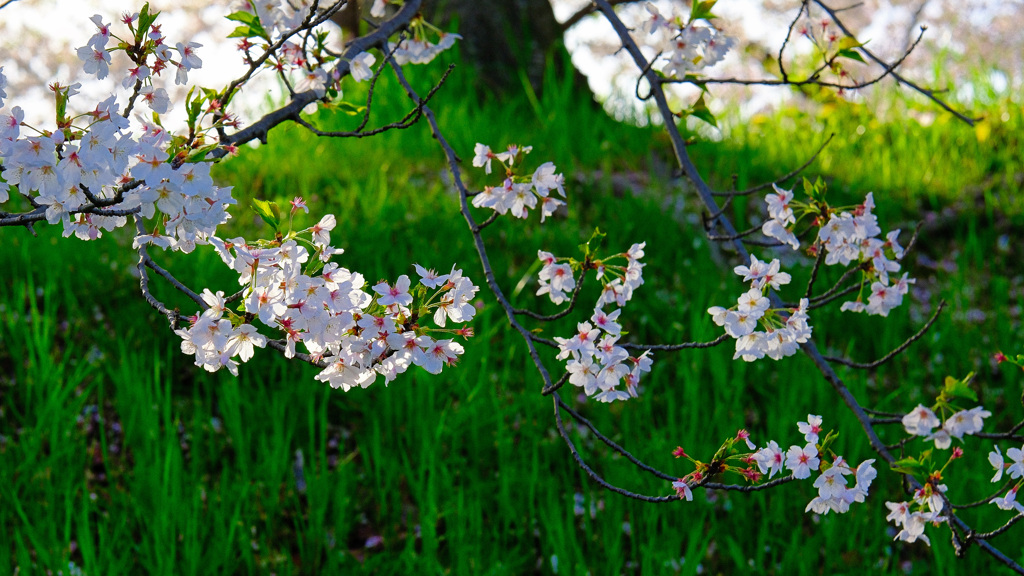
174;227;478;390
902;403;990;449
762;185;915;317
471;143;566;221
547;244;651;403
639;2;734;77
798;16;843;48
707;255;811;362
673;416;877;515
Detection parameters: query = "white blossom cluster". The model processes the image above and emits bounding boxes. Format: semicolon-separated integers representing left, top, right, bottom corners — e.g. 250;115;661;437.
762;185;915;317
174;231;479;390
0;25;235;249
672;415;877;514
639;2;734;77
471;143;566;221
902;404;990;449
884;501;946;546
546;244;651;403
241;2;378;96
75;12;203;108
387;34;462;66
0;8;480;390
707;255;812;362
880;403;996;546
367;0;463;65
988;444;1024;513
753;415;876;515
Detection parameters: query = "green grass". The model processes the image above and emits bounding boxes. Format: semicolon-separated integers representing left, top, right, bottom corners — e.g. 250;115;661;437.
1;56;1022;575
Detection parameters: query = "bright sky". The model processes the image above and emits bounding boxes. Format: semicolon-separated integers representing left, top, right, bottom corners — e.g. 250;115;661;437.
1;0;1020;128
0;0;264;128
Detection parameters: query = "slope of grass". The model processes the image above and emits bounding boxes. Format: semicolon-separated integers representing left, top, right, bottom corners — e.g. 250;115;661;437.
1;55;1022;575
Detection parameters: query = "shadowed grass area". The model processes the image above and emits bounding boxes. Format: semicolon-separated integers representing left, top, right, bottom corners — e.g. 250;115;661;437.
1;55;1022;575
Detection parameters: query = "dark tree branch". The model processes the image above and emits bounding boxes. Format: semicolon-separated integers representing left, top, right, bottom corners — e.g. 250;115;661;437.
560;0;640;31
213;0;424;156
591;2;1021;570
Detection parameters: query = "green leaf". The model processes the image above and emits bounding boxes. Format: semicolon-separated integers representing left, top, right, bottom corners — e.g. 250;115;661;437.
137;3;160;37
186;146;219;163
836;48;866;63
890;455;927;475
943;373;978;402
304;255;327;277
251;198;281;231
837;36;864;51
802;177;814;196
184;86;201;127
227;25;263;39
578;228;606;259
689;93;717;128
328;100;365;116
818;429;839;455
690;0;718;21
225;10;259;26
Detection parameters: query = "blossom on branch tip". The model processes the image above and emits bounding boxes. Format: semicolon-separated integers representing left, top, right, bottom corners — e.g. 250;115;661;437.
753;441;785;479
894;510;943;546
350;52;376;83
77;45;112;80
797;414;823;444
992;487;1024;513
373;275;413;308
785;443;819;479
537;261;575;305
766;184;795;225
902;404;939;437
736;429;755;450
672;479;693;501
414;264;449;289
1007;446;1024;480
913;483;947;513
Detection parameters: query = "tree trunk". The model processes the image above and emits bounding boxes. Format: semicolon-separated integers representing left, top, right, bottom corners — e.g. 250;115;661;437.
332;0;596;103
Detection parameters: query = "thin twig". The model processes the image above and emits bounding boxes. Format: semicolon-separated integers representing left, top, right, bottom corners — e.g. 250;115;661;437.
513;270;587;321
556;394;677;482
716;134;835;197
824;301;946;369
951;480;1017;510
622;333;730;352
553;394;680;502
812;0;978;125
